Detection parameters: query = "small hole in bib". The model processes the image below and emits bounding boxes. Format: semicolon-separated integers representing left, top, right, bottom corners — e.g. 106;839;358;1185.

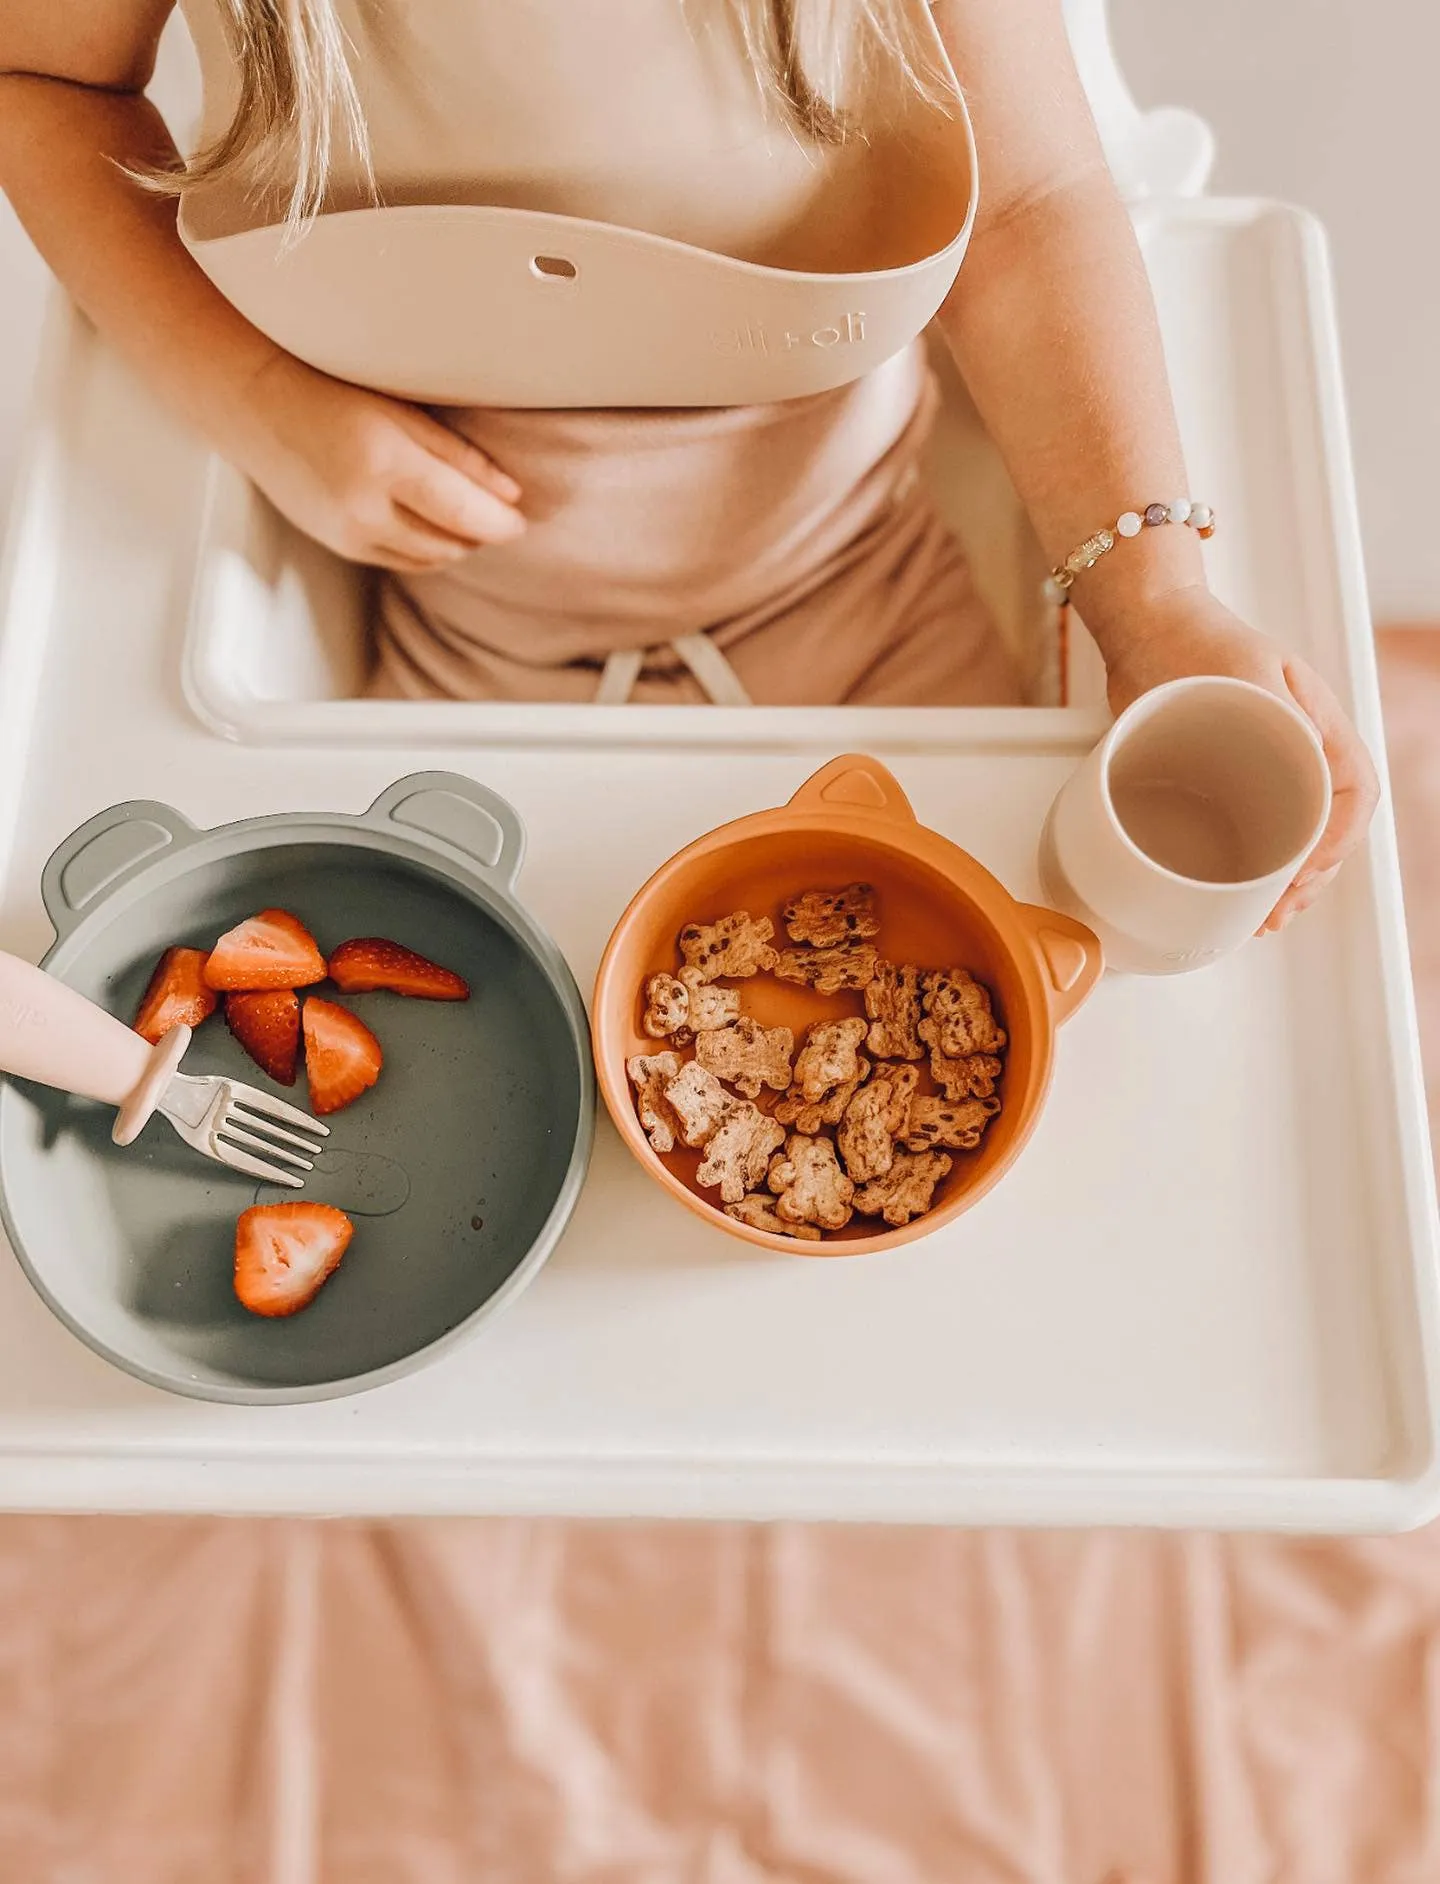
531;254;578;281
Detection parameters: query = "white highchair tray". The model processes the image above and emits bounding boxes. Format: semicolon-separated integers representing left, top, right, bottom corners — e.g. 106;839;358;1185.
0;195;1436;1528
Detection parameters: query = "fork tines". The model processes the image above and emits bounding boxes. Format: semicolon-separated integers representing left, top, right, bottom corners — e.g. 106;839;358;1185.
217;1082;329;1188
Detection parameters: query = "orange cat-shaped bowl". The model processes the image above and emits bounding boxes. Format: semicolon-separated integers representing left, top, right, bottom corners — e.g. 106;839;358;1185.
593;756;1102;1255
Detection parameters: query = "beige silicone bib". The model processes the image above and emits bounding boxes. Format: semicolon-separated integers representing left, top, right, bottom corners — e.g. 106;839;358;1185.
177;1;977;408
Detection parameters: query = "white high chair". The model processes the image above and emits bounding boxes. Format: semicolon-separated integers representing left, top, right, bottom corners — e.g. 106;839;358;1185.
0;1;1431;1538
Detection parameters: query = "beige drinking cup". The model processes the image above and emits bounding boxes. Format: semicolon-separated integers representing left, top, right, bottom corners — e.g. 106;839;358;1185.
1038;676;1332;975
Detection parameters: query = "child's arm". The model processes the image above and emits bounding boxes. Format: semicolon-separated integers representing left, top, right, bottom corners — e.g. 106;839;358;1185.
0;1;523;570
935;0;1377;928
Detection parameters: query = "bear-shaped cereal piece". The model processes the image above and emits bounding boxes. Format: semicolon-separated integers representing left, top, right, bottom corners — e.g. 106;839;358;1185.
664;1061;735;1148
837;1065;921;1182
917;969;1007;1058
627;1051;684;1154
642;974;691;1042
697;1105;787;1204
725;1195;824;1242
642;970;741;1043
768;1133;856;1231
929;1050;1004;1103
774;943;880;996
852;1150;953;1227
863;961;925;1062
695;1015;794;1101
792;1018;868;1102
782;883;881;949
902;1094;1001;1153
773;1065;870;1136
677;912;778;984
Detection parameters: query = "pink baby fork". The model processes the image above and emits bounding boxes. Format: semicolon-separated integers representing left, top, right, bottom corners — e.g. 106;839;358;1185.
0;950;327;1187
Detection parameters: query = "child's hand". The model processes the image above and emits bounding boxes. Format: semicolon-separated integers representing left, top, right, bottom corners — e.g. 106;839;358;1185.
233;354;525;573
1102;587;1380;931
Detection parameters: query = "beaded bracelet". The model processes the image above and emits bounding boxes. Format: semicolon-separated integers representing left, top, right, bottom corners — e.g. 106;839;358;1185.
1043;499;1216;606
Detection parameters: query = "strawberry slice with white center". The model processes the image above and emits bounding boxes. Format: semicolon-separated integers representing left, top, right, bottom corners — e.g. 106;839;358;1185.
328;937;470;1001
204;909;327;992
133;946;218;1044
225;989;301;1085
234;1202;354;1317
302;996;383;1115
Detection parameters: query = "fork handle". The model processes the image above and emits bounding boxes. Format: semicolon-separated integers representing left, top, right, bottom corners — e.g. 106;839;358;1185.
0;949;164;1108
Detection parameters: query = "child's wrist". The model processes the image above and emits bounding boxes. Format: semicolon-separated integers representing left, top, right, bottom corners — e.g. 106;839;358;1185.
1057;519;1209;662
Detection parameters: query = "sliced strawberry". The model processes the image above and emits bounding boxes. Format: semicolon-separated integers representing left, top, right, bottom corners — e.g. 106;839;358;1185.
328;937;470;1001
302;996;383;1115
234;1202;354;1317
133;947;218;1044
225;989;301;1085
204;909;327;992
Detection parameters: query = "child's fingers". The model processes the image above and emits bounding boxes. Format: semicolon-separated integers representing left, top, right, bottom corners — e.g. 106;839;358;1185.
366;547;452;575
383;502;492;565
1243;659;1379;938
363;523;467;572
393;457;526;545
1259;862;1341;933
398;408;523;504
1283;657;1381;878
1252;659;1379;933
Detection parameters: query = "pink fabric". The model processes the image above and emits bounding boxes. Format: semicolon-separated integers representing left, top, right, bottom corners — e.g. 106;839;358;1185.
3;1517;1440;1882
0;632;1437;1881
371;346;1019;706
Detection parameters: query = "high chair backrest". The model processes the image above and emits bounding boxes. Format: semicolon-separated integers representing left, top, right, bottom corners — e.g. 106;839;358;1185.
1062;0;1215;198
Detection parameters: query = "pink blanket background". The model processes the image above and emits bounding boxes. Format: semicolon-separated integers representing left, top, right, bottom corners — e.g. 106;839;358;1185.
3;631;1438;1883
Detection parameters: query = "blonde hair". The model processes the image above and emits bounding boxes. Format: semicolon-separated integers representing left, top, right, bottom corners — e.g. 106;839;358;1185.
159;0;951;226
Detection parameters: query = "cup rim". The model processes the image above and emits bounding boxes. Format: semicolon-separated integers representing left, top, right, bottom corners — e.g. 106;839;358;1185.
1095;675;1333;893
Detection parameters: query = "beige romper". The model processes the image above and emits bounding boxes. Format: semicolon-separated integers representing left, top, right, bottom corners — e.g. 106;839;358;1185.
177;0;1019;708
